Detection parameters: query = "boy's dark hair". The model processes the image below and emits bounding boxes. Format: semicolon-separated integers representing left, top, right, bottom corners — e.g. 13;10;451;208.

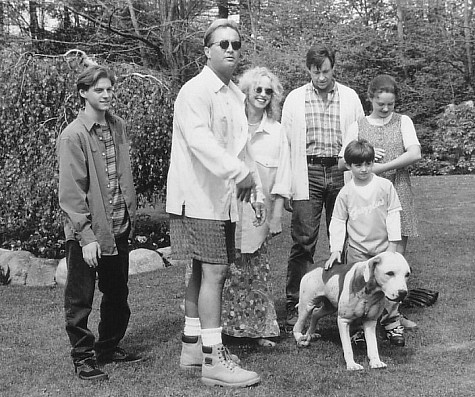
76;65;116;106
344;139;375;165
306;44;336;70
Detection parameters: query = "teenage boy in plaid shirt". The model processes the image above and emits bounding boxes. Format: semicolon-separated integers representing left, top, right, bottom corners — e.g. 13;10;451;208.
57;65;141;381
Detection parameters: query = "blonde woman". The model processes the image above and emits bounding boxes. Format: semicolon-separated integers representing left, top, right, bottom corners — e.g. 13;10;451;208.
221;67;291;347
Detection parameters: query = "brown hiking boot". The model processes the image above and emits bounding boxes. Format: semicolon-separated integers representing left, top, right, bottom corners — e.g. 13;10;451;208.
201;344;260;388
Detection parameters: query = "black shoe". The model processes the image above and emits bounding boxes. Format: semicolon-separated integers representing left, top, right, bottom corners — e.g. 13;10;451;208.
386;325;405;347
286;305;298;326
74;358;109;381
97;347;143;364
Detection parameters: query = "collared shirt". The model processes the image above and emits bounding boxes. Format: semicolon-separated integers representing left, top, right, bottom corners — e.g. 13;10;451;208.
166;65;263;222
281;82;365;200
57;110;136;255
99;123;129;236
237;113;292;253
305;82;341;157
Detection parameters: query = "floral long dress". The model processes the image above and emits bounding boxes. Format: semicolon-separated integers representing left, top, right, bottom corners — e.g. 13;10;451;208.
221;240;280;338
221;114;291;340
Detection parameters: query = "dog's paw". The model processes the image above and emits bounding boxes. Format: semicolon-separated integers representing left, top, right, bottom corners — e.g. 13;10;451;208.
369;360;387;369
294;333;311;347
346;362;364;371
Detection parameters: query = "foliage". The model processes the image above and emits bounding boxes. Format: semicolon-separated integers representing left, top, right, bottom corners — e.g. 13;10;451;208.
0;265;11;286
0;48;175;258
423;102;475;175
129;213;170;251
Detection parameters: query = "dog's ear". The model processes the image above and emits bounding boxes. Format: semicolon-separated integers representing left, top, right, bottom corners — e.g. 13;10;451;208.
364;255;381;293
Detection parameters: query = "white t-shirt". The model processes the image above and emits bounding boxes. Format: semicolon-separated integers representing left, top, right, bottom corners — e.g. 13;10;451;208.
329;175;402;256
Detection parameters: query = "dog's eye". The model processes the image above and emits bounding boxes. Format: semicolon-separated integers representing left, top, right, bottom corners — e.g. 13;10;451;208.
386;271;395;276
405;272;410;278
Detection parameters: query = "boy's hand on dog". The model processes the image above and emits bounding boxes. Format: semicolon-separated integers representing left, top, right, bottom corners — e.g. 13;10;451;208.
324;251;341;270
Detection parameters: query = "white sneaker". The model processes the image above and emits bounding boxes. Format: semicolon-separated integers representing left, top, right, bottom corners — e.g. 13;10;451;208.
400;315;417;330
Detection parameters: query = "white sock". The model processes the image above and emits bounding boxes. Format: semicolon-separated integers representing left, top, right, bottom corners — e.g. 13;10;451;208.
183;316;201;337
201;327;222;347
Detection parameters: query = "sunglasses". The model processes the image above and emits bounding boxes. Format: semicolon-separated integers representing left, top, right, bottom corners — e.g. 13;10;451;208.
210;40;242;51
254;87;273;96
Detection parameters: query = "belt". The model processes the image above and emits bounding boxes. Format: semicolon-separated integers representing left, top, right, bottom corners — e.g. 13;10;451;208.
306;156;338;166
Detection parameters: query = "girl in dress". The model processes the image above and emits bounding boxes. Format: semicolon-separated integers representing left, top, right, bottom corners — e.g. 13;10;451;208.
221;66;291;347
341;74;421;346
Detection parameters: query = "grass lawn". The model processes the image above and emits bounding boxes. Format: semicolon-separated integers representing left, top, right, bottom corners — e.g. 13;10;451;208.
1;175;474;397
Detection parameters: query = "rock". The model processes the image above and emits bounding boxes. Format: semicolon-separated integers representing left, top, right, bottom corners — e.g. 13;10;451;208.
26;257;59;287
0;249;34;285
129;248;165;275
55;257;67;286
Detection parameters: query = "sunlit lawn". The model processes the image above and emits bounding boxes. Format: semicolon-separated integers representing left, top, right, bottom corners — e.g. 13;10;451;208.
1;175;474;397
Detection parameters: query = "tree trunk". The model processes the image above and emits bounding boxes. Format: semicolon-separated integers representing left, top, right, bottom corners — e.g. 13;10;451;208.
395;0;404;42
218;0;229;19
127;0;150;67
29;1;40;43
239;0;251;39
0;1;4;44
463;0;474;91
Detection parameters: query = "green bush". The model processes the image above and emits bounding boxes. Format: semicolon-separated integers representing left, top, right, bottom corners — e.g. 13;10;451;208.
0;49;175;258
417;102;475;175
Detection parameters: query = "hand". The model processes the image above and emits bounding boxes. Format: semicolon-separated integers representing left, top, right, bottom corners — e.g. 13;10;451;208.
374;147;385;162
236;173;256;202
252;202;266;227
324;251;341;271
284;197;293;212
82;241;101;268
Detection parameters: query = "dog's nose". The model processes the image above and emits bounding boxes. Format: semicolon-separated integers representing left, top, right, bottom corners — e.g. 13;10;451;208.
398;290;408;301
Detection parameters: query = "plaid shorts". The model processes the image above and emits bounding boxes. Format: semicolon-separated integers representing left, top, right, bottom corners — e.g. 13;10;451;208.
169;214;236;265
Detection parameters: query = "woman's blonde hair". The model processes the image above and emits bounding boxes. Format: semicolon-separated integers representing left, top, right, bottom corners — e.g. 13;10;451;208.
238;66;284;121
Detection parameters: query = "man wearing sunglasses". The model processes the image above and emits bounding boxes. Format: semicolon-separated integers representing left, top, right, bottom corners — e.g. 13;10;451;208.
281;44;364;328
166;19;263;388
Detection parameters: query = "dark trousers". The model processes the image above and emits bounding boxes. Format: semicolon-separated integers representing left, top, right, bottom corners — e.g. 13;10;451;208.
64;235;130;364
286;164;344;309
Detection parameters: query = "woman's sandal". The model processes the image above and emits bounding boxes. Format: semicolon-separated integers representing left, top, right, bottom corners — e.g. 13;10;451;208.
257;338;276;348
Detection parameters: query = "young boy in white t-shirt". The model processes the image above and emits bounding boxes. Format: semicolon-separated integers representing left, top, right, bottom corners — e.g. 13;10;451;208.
325;139;402;268
325;139;404;345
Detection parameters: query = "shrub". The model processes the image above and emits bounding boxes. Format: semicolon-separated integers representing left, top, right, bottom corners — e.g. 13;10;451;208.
0;49;175;258
418;101;475;175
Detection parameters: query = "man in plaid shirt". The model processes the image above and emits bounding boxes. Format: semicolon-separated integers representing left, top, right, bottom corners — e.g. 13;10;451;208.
281;44;364;326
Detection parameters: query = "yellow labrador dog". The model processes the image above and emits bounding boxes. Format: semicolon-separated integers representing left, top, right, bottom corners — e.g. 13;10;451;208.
293;251;410;370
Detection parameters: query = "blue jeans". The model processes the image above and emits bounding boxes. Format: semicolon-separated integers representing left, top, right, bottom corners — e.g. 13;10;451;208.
64;234;131;364
286;164;344;309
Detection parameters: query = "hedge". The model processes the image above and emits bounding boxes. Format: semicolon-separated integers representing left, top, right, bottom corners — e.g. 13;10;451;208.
0;49;175;257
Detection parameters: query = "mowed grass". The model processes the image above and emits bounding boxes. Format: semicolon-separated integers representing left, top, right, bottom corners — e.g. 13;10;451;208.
1;175;475;397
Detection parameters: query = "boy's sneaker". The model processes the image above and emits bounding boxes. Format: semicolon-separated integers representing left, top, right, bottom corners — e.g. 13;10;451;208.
286;306;298;326
400;315;417;330
74;358;109;381
386;325;405;346
97;347;142;365
201;344;260;388
180;335;240;370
